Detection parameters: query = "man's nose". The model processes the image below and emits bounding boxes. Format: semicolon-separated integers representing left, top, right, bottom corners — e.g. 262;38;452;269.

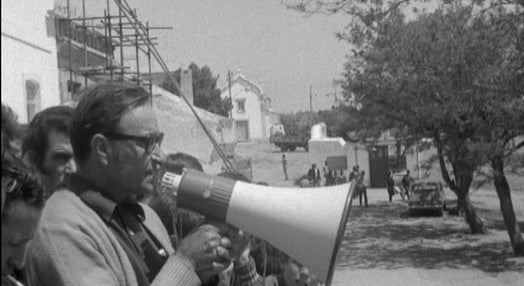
151;147;165;170
65;158;77;174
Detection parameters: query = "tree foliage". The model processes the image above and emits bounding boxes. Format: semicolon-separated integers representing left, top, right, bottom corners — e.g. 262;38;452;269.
161;63;232;117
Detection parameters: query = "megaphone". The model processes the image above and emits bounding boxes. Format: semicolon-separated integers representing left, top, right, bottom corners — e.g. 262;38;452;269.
161;169;354;285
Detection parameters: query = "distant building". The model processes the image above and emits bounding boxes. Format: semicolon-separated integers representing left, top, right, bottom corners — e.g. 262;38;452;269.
220;74;273;142
2;0;60;123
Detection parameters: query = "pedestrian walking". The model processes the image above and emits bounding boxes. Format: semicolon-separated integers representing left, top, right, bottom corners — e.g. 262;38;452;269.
387;170;395;202
358;170;368;207
282;154;288;180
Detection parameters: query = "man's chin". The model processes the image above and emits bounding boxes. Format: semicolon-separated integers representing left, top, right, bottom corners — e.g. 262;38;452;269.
138;182;155;195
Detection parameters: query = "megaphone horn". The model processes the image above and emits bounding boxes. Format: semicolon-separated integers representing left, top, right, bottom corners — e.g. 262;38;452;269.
161;169;355;286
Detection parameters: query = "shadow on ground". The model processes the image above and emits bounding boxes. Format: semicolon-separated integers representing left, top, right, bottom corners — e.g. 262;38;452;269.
336;201;522;273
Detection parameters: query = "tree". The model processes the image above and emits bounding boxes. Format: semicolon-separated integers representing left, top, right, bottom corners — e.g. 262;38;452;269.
161;63;232;117
288;0;524;254
343;3;523;252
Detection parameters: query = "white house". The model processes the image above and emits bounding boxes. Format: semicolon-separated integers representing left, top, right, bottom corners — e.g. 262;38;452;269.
2;0;60;123
220;74;272;142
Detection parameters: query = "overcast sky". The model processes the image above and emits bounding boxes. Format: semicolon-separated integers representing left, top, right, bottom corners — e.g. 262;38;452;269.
63;0;350;113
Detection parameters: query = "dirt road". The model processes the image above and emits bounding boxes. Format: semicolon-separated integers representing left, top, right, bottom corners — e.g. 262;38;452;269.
234;140;524;285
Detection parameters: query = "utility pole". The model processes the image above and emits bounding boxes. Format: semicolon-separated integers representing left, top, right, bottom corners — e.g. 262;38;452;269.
309;84;313;113
333;79;337;106
228;70;232;118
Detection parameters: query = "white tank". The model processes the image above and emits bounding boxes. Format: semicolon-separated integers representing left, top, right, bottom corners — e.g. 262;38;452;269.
311;123;327;140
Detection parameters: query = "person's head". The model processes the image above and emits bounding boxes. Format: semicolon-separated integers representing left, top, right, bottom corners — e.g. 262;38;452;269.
71;82;162;200
406;170;410;175
282;154;286;159
282;258;320;286
146;152;202;210
312;164;316;169
2;104;21;213
1;155;45;276
299;179;310;188
164;152;203;174
22;106;75;192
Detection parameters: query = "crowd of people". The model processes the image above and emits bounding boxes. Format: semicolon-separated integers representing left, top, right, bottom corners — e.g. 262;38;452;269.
1;82;320;286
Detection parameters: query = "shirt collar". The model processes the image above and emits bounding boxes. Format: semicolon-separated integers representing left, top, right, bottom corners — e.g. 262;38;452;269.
65;173;145;223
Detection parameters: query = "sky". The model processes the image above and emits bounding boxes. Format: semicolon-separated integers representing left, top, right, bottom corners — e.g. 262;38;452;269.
62;0;351;113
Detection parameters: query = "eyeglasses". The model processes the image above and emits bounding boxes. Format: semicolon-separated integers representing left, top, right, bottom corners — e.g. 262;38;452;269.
104;132;164;154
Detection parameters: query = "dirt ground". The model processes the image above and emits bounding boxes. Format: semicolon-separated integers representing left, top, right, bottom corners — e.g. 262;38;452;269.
234;140;524;286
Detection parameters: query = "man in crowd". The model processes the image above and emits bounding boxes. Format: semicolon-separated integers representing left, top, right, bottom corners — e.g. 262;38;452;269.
22;106;76;194
142;152;205;245
25;83;249;286
1;104;21;212
357;170;368;207
307;164;321;187
401;169;414;200
1;155;46;286
281;154;288;181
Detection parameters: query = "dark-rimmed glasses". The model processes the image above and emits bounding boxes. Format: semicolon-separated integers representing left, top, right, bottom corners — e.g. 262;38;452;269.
104;132;164;154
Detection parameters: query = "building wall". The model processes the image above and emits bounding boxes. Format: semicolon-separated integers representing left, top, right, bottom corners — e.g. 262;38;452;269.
221;75;270;140
226;83;265;139
1;0;59;123
309;138;370;183
152;85;235;166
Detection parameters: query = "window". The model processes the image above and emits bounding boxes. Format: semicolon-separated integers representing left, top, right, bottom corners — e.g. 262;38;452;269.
236;99;246;113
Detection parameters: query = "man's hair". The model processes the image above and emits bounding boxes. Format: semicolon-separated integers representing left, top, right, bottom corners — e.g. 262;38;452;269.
2;154;45;222
1;104;20;156
164;152;203;174
71;83;151;163
22;106;74;170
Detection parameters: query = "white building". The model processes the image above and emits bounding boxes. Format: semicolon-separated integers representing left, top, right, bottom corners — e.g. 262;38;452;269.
220;74;272;142
2;0;60;123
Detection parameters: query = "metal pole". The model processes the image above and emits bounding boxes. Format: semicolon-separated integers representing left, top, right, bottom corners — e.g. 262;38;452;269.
147;22;152;92
67;0;73;100
134;9;139;85
228;70;232;118
119;3;124;81
106;0;114;82
82;0;88;87
309;84;313;113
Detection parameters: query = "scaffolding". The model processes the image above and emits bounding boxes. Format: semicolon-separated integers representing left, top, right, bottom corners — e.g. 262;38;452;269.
60;0;169;93
60;0;235;172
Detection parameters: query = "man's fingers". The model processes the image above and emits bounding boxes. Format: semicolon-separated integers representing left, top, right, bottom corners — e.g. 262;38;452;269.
220;237;231;249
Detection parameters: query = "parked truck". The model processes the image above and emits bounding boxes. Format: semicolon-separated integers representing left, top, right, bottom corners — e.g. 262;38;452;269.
270;133;309;152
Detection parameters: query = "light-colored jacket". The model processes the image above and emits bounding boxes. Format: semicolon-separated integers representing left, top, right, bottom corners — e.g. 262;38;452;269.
26;189;200;286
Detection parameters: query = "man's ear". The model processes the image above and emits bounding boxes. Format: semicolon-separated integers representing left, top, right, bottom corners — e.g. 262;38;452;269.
23;150;40;171
91;134;111;165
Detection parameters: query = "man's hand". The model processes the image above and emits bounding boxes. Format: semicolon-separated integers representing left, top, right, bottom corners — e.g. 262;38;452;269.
177;224;232;278
208;221;252;267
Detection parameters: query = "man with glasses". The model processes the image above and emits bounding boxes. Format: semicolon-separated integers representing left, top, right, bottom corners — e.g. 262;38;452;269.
26;83;242;286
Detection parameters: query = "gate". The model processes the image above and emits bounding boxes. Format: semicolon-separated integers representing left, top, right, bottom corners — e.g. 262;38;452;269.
369;145;389;188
